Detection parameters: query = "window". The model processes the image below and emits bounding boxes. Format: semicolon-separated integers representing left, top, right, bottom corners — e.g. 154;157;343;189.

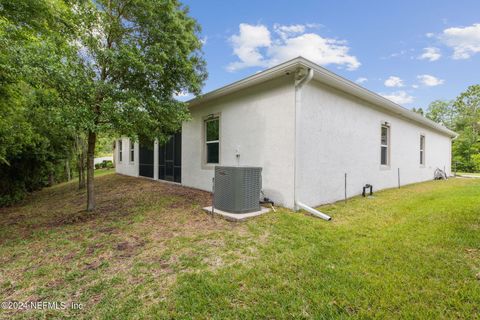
420;135;425;165
205;117;219;164
118;140;123;162
130;140;134;162
380;125;390;166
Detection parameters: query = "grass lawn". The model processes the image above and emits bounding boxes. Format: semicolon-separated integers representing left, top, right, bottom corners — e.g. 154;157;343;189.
93;168;116;177
1;173;479;319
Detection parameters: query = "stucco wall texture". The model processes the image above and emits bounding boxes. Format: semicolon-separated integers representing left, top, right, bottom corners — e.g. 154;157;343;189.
296;80;451;207
116;76;452;209
182;76;296;208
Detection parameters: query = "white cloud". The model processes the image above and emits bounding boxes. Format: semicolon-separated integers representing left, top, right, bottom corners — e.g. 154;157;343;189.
305;23;323;29
425;32;435;38
227;23;360;72
355;77;368;84
380;91;414;105
384;76;404;88
267;33;360;70
418;47;441;61
273;24;306;40
227;23;272;71
417;74;445;86
412;84;419;89
439;23;480;59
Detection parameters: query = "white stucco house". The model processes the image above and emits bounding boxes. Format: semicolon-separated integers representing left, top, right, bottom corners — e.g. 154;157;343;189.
115;57;456;209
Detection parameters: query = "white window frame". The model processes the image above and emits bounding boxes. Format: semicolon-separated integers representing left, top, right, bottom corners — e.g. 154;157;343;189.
380;124;390;167
129;140;134;163
118;140;123;163
205;116;220;165
420;134;425;166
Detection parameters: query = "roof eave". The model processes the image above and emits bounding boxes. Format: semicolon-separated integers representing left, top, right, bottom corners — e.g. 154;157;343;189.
299;58;457;138
188;56;457;138
187;57;303;107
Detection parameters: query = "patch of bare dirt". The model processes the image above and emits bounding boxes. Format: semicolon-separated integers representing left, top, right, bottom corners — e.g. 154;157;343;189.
115;239;145;258
46;278;65;289
63;252;77;262
84;260;103;271
98;226;117;234
465;248;480;259
86;243;103;255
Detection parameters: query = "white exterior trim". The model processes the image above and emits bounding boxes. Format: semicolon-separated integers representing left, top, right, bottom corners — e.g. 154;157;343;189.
189;56;456;138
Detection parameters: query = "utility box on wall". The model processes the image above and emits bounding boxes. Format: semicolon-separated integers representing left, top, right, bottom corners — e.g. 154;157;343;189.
214;166;262;213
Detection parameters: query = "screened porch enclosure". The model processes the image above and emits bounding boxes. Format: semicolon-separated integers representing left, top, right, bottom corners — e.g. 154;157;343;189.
139;138;154;178
158;132;181;183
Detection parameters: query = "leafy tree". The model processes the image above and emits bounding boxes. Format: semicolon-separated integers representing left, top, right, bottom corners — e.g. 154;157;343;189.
426;87;480;172
452;127;479;172
70;0;206;210
425;100;456;130
0;0;78;205
472;154;480;172
454;85;480;133
95;134;115;157
411;107;424;116
452;85;480;172
1;0;206;208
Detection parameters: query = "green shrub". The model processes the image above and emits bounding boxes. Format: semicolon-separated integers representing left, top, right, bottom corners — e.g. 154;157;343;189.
103;160;113;169
472;154;480;172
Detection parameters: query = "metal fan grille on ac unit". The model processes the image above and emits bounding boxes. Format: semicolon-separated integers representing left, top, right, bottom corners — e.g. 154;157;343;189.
214;166;262;213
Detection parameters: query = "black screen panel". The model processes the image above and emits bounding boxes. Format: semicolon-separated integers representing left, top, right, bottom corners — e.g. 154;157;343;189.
158;132;181;183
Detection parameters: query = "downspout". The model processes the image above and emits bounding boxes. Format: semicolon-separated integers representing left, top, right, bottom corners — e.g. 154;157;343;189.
297;201;332;221
293;67;332;221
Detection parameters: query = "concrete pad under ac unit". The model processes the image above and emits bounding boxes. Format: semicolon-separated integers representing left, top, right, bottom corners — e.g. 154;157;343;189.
202;206;270;222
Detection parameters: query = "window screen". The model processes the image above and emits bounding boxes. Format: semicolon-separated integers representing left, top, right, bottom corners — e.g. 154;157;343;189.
420;135;425;165
380;125;389;165
205;118;219;164
118;140;123;162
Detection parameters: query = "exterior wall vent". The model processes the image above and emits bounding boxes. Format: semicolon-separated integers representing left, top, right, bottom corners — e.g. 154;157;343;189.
214;166;262;213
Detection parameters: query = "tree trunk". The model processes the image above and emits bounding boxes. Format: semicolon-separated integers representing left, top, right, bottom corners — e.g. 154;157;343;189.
76;135;86;189
78;165;84;188
48;172;55;186
65;158;71;181
77;153;86;189
86;130;97;211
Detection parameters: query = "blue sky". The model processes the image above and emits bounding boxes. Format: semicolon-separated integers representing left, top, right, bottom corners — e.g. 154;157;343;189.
182;0;480;109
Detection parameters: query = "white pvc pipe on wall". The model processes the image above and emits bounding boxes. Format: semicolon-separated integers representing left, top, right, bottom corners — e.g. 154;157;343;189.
296;201;332;221
294;68;314;211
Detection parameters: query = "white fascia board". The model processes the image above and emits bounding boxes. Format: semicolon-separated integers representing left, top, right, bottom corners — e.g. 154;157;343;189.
187;57;302;107
187;56;457;138
299;58;457;138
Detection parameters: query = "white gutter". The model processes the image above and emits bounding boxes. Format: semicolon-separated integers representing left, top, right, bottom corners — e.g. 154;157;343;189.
187;57;456;138
293;67;331;221
298;58;456;138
